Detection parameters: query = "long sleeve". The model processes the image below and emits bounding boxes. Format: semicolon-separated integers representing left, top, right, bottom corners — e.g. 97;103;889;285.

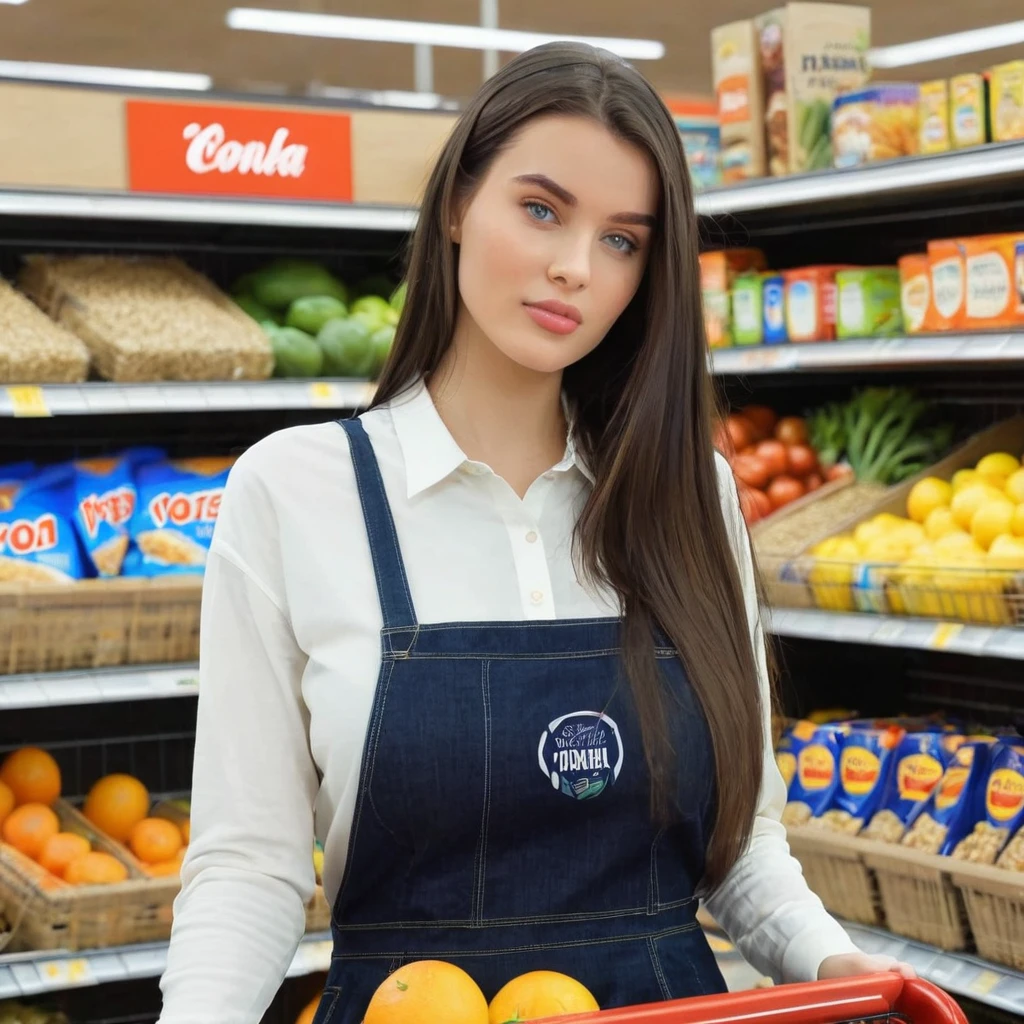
158;542;318;1024
705;458;859;984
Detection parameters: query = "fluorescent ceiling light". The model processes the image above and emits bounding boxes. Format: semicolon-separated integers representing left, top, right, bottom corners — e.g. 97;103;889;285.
226;7;664;61
869;20;1024;69
0;1;31;6
0;59;212;90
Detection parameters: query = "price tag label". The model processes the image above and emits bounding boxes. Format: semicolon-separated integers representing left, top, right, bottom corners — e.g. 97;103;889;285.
38;957;96;989
736;347;799;372
970;969;1003;996
148;670;199;696
872;619;907;645
929;622;963;650
7;386;51;418
309;381;341;407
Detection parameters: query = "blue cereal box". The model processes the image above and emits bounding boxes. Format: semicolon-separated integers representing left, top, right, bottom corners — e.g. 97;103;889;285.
814;726;903;834
950;742;1024;864
782;725;843;827
762;274;788;344
127;457;234;576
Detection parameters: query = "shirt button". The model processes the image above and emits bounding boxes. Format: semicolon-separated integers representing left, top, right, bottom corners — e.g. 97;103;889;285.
530;590;544;605
525;531;538;544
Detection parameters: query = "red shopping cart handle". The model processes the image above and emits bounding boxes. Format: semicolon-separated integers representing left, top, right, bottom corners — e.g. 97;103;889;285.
527;974;967;1024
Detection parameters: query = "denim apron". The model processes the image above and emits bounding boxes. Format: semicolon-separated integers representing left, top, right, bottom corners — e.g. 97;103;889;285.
313;418;726;1023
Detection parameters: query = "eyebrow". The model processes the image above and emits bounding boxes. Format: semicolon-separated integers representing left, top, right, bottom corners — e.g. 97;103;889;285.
513;173;656;229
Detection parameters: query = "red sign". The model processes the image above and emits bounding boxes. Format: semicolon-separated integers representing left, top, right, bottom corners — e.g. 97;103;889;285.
126;100;352;202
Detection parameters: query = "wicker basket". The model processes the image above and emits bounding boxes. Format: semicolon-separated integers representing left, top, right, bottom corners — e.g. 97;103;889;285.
0;800;179;951
861;841;969;950
786;826;884;926
952;861;1024;971
306;885;332;933
0;577;201;675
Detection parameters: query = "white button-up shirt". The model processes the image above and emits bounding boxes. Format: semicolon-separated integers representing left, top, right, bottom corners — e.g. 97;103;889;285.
159;380;856;1024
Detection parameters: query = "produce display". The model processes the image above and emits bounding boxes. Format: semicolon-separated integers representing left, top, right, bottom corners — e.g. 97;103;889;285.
0;1004;66;1024
17;256;273;383
0;280;89;384
233;260;403;379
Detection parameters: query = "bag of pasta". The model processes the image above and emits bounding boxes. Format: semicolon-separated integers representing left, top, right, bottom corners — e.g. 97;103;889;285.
782;725;843;828
862;732;963;843
951;742;1024;865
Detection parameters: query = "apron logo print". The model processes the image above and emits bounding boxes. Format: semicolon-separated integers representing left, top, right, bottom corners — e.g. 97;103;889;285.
538;711;624;801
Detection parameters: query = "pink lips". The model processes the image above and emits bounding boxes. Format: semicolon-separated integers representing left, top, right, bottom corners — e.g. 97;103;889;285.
524;300;583;336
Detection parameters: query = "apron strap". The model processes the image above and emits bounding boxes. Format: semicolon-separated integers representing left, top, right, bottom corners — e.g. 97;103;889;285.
337;417;418;630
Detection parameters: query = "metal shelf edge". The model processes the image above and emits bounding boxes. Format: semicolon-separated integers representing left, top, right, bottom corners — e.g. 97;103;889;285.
0;664;199;709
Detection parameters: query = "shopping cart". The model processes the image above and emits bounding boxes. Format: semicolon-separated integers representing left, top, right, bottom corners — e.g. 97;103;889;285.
527;974;967;1024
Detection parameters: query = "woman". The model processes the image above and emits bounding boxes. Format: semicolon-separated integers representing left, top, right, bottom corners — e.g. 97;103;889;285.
159;43;909;1024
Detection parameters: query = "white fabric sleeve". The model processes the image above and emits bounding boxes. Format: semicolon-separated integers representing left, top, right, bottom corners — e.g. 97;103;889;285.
704;457;859;983
158;546;318;1024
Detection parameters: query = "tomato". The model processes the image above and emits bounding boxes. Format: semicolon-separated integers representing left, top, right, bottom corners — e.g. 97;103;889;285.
804;472;823;492
767;475;806;509
787;443;818;478
741;405;777;440
726;414;755;453
739;445;758;457
733;454;771;490
774;416;809;446
755;439;789;479
750;488;773;519
825;463;853;482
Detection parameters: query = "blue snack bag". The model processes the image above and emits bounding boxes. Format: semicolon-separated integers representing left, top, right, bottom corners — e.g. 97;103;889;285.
782;725;843;827
950;742;1024;864
863;732;962;842
0;463;84;583
776;720;817;795
815;726;904;834
0;462;36;511
127;457;234;576
74;457;138;577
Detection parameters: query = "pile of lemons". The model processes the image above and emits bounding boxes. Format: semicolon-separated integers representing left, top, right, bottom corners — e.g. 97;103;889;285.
809;452;1024;623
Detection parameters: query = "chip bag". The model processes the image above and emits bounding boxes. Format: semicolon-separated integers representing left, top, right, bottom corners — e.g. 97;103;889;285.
782;725;843;828
776;720;817;795
0;462;36;511
0;463;84;583
951;742;1024;865
126;457;234;577
863;732;962;843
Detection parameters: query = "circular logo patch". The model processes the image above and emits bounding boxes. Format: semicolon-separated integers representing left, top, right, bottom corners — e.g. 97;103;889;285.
537;711;623;801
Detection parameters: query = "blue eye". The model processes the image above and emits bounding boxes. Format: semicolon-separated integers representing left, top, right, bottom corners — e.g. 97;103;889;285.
604;233;638;254
524;201;556;222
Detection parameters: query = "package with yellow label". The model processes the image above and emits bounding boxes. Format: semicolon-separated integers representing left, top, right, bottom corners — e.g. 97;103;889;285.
862;732;963;843
918;80;951;154
950;73;988;149
782;725;843;827
988;61;1024;143
776;719;818;793
812;726;903;835
898;254;931;335
832;83;918;168
711;20;767;182
951;742;1024;864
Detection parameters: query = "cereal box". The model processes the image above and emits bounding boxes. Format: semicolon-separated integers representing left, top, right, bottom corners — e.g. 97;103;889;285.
950;73;988;148
988;61;1024;143
918;80;951;154
899;254;930;335
700;248;767;348
832;83;919;168
784;265;847;342
923;239;966;332
710;22;767;183
962;234;1024;330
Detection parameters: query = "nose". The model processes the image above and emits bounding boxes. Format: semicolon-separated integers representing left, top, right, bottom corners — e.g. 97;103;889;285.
548;233;590;291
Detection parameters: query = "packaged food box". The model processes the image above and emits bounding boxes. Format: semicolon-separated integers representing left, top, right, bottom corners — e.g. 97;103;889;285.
836;267;903;339
710;21;767;182
784;265;845;342
763;274;788;343
899;254;931;334
962;233;1024;330
988;61;1024;143
918;80;951;154
951;73;988;149
699;248;766;347
832;83;919;168
731;274;765;346
666;96;722;191
756;3;871;176
923;239;966;332
951;742;1024;864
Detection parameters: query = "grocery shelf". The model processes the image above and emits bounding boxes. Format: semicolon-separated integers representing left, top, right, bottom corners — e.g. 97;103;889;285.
710;333;1024;376
0;188;417;232
766;607;1024;661
695;141;1024;217
0;931;332;999
0;664;199;709
0;379;375;417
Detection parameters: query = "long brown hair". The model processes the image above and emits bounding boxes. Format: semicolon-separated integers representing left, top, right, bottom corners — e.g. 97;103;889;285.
372;42;766;889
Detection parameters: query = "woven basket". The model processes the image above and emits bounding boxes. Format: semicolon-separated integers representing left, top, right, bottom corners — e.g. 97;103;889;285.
786;826;884;926
0;800;179;951
0;577;200;675
862;841;969;950
306;886;332;933
952;861;1024;971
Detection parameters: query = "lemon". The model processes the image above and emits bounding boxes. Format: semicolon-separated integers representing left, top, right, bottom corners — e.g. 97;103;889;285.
951;483;1006;530
891;521;926;546
988;534;1024;569
976;452;1020;479
1005;469;1024;504
853;519;888;548
906;477;953;523
933;530;985;563
951;469;979;491
861;536;912;564
970;498;1016;551
1014;503;1024;538
924;506;959;540
874;513;910;530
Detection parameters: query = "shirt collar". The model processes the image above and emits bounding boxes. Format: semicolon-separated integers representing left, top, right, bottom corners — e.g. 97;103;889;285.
387;378;594;497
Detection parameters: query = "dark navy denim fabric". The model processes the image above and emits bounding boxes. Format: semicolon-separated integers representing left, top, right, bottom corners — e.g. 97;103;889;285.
313;417;726;1023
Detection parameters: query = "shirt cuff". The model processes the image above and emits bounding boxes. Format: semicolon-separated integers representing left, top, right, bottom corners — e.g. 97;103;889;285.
781;919;861;983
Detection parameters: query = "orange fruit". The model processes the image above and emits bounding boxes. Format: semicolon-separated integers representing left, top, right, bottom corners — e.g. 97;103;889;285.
296;996;321;1024
0;747;61;806
64;851;129;886
488;971;600;1023
364;961;488;1024
38;832;91;879
0;781;14;826
179;818;191;845
146;859;181;878
129;818;183;864
83;774;150;842
2;803;60;859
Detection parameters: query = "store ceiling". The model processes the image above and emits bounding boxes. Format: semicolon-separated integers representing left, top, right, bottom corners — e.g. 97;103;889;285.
2;0;1024;101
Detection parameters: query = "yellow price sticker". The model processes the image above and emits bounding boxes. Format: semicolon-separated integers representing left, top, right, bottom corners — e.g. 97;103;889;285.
929;622;964;650
308;381;338;405
39;957;95;988
969;969;1002;996
7;386;51;418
